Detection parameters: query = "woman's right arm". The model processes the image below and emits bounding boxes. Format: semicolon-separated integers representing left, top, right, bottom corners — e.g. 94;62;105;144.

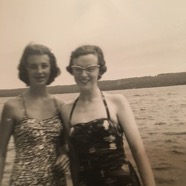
0;101;15;184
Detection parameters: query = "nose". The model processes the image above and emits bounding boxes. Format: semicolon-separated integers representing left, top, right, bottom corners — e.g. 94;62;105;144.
37;66;43;73
80;69;88;76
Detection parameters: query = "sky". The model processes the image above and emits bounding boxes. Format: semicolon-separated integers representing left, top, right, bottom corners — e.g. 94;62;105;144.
0;0;186;89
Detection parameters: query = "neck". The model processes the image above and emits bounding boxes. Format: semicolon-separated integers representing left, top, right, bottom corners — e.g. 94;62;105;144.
79;86;101;101
26;85;49;99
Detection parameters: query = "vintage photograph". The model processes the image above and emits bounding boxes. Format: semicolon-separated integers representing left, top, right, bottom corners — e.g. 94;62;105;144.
0;1;186;186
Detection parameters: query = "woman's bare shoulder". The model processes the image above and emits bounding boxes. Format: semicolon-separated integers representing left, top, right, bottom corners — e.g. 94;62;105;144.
60;97;78;112
53;97;66;108
4;97;20;110
104;91;128;103
59;97;78;122
2;96;22;120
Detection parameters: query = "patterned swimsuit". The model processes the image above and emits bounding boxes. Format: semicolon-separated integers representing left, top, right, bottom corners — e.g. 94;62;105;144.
69;93;141;186
9;95;66;186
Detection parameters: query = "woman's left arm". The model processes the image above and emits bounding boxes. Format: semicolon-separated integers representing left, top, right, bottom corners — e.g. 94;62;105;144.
115;94;156;186
54;99;70;172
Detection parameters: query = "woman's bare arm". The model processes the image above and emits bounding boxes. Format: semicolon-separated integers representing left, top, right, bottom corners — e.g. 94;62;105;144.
115;94;156;186
59;102;79;186
0;101;15;184
54;100;70;172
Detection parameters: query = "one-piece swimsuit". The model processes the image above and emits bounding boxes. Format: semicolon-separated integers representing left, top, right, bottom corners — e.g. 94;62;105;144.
9;95;66;186
69;92;141;186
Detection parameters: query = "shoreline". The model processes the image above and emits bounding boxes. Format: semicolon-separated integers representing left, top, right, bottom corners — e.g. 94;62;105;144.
0;72;186;97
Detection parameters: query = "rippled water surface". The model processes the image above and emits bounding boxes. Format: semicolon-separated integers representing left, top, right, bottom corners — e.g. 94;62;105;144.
1;85;186;186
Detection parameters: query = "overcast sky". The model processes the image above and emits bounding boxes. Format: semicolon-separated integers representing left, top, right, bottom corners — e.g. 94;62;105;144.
0;0;186;89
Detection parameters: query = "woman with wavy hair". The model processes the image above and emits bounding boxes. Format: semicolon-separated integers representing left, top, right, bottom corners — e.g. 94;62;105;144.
59;45;156;186
0;43;69;186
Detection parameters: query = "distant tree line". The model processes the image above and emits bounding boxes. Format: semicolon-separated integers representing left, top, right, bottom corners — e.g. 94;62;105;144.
0;72;186;97
98;72;186;90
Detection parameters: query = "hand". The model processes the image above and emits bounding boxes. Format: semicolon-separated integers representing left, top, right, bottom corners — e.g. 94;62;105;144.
54;154;70;173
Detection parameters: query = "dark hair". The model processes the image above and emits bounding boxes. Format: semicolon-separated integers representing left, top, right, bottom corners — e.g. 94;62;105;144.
18;43;61;85
66;45;107;79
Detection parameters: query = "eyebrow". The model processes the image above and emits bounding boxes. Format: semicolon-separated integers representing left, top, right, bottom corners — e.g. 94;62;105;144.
71;65;99;67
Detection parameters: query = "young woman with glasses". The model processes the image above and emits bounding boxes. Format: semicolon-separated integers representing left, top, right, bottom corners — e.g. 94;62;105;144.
58;45;156;186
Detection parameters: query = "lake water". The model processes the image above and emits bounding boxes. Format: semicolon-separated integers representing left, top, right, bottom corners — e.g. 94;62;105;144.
0;85;186;186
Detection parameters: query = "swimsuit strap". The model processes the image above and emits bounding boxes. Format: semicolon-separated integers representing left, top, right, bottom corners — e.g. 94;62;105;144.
52;97;64;125
69;97;79;121
101;92;124;133
19;94;28;119
52;97;60;115
69;91;111;121
101;91;111;120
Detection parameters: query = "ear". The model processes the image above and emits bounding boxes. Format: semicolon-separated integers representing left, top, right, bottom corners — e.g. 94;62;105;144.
98;71;102;79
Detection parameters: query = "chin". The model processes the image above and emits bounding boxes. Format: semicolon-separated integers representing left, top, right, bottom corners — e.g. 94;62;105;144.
31;81;47;87
79;84;94;91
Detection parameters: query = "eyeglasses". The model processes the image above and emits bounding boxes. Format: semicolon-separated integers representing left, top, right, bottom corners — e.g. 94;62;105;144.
71;65;100;74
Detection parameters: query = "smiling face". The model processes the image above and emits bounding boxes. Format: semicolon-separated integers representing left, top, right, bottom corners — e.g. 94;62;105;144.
26;54;51;87
71;54;100;89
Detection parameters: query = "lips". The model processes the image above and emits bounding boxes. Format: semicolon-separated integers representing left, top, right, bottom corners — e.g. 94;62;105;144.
78;78;90;84
35;76;46;82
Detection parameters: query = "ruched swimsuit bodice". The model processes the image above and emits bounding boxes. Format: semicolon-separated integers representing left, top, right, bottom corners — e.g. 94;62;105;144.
70;118;127;172
10;95;66;186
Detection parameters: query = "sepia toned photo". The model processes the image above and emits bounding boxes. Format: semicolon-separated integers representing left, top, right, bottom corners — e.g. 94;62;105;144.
0;1;186;186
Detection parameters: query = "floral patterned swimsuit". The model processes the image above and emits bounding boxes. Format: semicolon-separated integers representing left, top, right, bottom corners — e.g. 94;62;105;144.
9;95;66;186
69;92;141;186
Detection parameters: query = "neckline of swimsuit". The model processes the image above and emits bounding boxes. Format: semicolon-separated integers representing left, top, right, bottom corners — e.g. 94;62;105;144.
69;91;111;123
19;94;60;121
